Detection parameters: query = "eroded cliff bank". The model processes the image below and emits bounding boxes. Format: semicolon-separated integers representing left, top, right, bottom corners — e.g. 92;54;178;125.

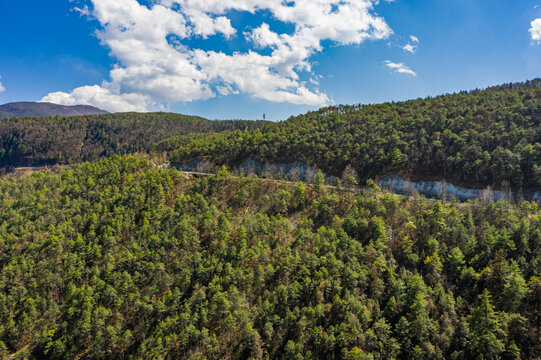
174;158;541;203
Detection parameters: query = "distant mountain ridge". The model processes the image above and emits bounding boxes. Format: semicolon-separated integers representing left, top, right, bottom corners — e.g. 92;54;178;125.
0;102;108;119
0;112;268;168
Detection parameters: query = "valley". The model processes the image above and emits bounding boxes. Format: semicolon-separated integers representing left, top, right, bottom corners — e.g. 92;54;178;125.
0;79;540;359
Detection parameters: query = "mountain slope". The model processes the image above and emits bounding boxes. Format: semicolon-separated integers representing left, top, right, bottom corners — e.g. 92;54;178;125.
1;155;540;359
0;112;268;168
0;102;108;119
167;79;541;190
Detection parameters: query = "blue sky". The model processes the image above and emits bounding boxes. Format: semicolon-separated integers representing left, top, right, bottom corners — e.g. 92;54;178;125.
0;0;540;121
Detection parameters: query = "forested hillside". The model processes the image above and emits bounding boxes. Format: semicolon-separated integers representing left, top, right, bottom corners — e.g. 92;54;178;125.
0;102;108;120
167;79;541;190
0;112;267;167
1;156;541;359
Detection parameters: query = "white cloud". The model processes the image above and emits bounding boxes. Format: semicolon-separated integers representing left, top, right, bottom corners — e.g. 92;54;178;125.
530;18;541;41
216;84;238;96
73;5;90;16
43;0;393;111
0;77;4;93
43;85;149;112
384;60;417;76
402;34;419;53
402;43;417;54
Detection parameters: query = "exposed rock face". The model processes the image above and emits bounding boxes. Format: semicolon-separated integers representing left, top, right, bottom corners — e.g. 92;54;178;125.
174;158;337;183
236;158;336;182
175;158;541;203
378;175;541;203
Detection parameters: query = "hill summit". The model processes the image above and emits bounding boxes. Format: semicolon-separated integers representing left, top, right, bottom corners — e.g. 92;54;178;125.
0;101;108;119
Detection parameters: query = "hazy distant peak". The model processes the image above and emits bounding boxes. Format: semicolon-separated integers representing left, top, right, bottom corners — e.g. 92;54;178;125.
0;101;108;119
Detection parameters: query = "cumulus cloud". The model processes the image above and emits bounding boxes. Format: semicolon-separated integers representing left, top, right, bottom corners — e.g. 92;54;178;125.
43;85;149;112
530;18;541;41
43;0;393;111
384;60;417;76
0;79;4;93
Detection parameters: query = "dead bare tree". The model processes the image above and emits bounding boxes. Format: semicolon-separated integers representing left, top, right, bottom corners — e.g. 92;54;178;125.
502;180;513;203
306;167;317;184
438;179;448;201
516;188;525;205
289;165;302;182
481;185;494;204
